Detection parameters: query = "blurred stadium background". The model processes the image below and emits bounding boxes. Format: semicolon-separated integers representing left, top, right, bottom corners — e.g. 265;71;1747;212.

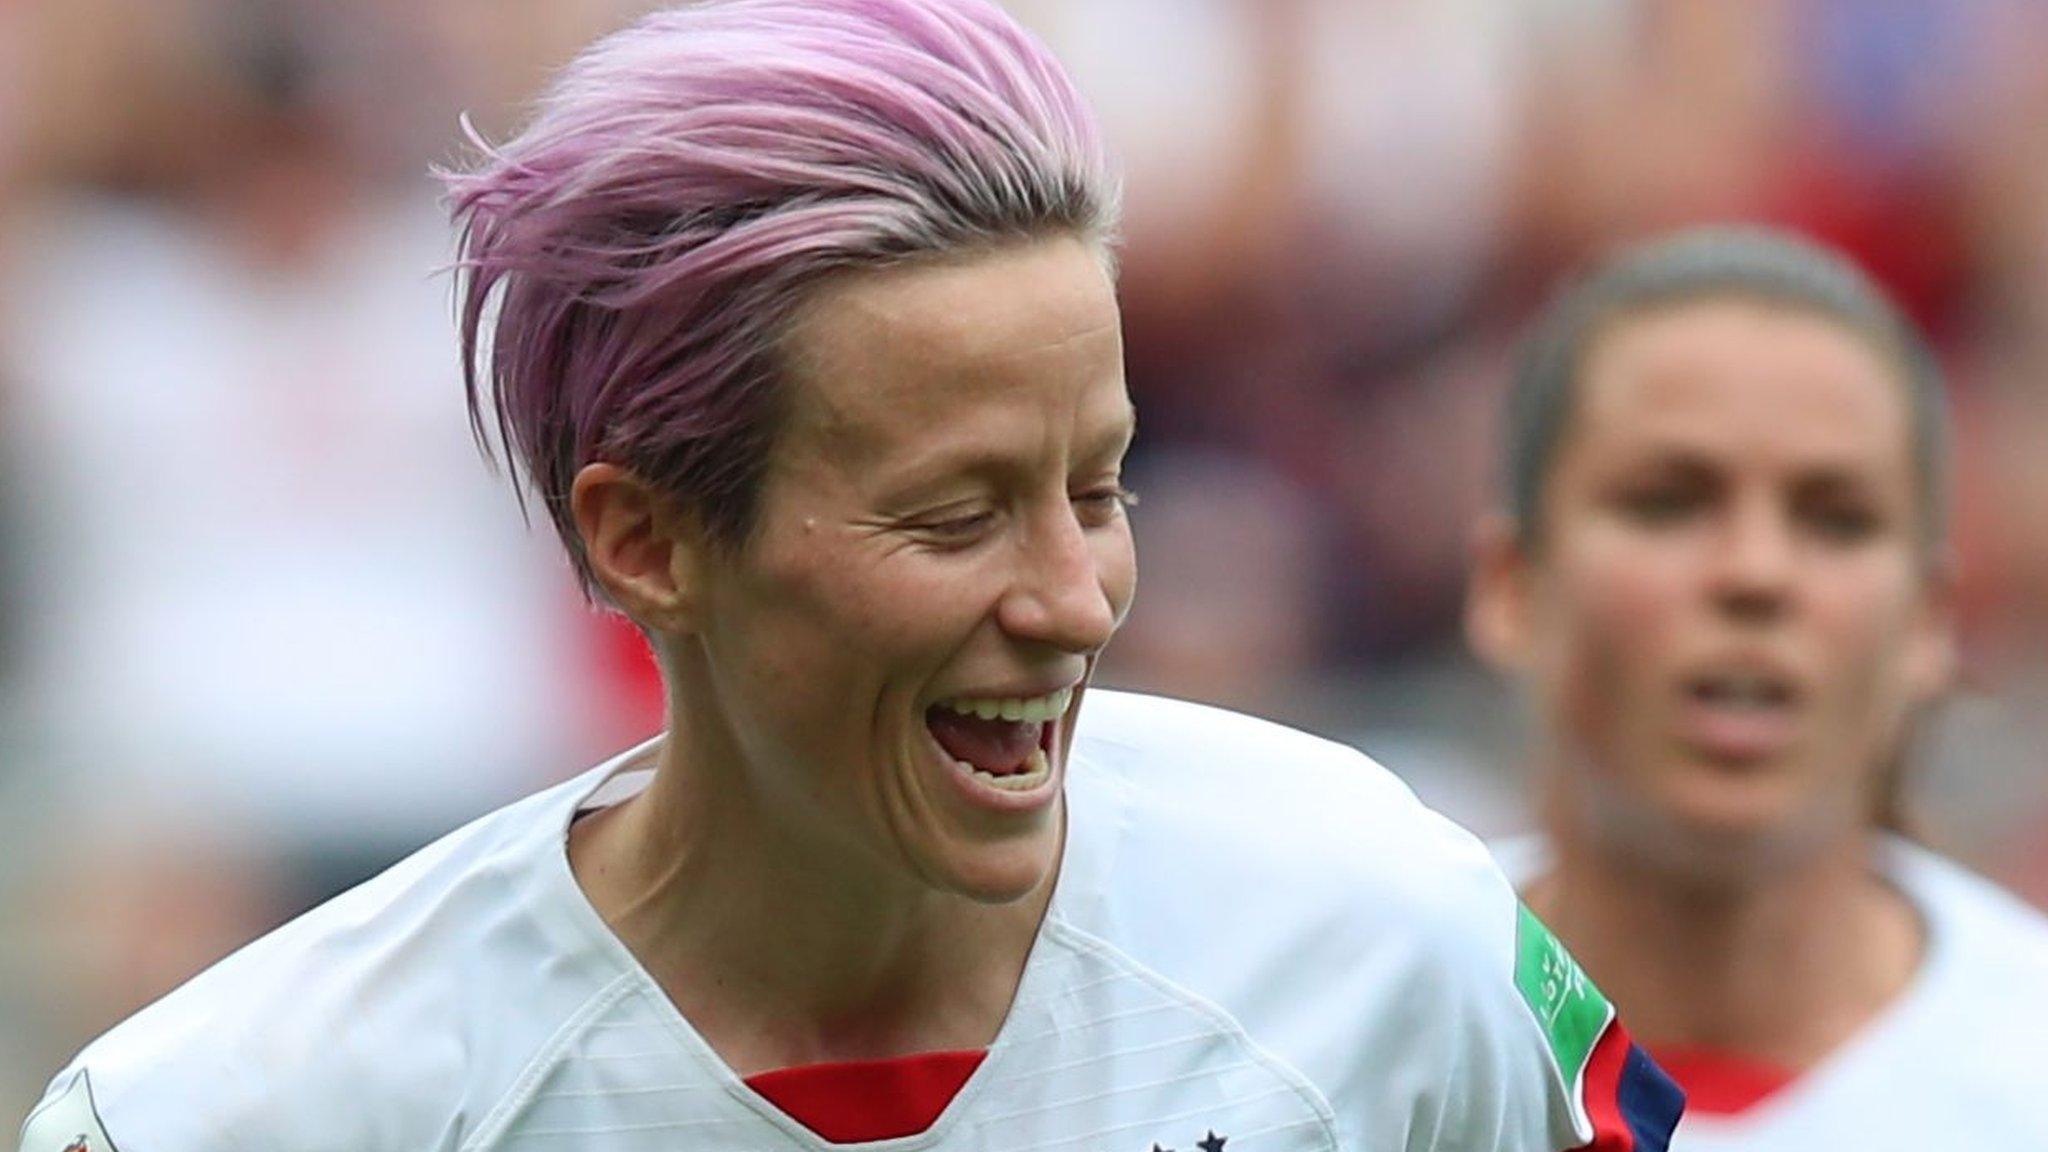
3;0;2047;1118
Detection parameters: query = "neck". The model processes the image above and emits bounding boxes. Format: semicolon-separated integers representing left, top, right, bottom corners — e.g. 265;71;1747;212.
1528;820;1922;1071
568;726;1054;1078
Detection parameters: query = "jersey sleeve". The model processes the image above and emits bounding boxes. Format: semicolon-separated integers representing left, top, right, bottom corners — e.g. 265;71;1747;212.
17;1061;283;1152
1423;894;1684;1152
18;1069;129;1152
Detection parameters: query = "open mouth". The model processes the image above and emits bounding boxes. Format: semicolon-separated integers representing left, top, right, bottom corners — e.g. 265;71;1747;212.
1677;667;1801;761
1684;671;1797;711
924;686;1071;793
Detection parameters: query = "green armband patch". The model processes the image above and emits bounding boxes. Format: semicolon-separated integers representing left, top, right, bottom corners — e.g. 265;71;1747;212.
1513;902;1613;1097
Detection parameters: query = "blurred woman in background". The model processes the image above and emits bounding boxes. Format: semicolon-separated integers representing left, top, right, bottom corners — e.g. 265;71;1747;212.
1467;226;2048;1148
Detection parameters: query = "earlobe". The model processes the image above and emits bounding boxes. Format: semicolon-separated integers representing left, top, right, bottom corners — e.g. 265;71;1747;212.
570;463;705;632
1465;512;1533;674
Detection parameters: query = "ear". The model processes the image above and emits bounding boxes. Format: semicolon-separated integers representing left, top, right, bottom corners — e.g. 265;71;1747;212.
1903;545;1961;704
570;463;709;634
1465;511;1536;674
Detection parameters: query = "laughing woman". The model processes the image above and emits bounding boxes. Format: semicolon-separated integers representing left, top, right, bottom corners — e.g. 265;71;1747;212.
18;3;1678;1150
1469;227;2048;1149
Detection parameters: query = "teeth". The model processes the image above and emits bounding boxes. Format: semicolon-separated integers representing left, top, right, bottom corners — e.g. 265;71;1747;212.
1699;676;1785;708
943;686;1073;723
955;747;1051;791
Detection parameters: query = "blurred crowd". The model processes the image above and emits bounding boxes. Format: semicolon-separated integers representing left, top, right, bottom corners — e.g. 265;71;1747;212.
2;0;2046;1121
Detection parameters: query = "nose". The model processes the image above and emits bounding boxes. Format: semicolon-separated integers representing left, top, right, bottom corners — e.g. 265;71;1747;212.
1709;495;1796;623
998;503;1124;654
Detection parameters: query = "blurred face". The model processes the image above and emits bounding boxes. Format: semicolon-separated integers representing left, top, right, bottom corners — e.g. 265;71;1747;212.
1480;300;1953;875
688;237;1135;903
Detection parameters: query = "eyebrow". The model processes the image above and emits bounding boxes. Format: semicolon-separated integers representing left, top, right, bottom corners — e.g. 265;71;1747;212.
1607;444;1902;497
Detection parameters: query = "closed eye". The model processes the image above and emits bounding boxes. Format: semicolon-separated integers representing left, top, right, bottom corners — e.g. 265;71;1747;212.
1073;484;1138;528
881;491;1012;551
911;509;997;546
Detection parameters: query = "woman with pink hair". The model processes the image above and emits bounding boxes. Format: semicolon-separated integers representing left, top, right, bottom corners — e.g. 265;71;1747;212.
20;4;1676;1149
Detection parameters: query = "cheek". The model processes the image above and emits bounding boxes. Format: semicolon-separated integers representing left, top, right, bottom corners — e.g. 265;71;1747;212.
1099;523;1139;627
1546;616;1638;756
1811;560;1918;654
1538;544;1689;745
1805;562;1926;717
725;548;927;705
819;562;987;670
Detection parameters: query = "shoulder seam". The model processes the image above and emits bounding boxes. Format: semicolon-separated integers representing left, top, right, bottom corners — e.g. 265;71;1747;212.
1039;914;1343;1152
460;970;645;1151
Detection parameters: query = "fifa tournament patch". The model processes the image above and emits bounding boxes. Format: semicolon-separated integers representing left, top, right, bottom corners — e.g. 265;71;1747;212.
1513;902;1615;1128
17;1068;121;1152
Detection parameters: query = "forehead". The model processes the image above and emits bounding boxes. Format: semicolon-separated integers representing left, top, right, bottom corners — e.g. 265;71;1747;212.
1570;300;1913;470
776;237;1127;465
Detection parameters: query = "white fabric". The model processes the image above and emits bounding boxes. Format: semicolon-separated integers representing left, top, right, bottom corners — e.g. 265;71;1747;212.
1491;834;2048;1149
21;692;1604;1151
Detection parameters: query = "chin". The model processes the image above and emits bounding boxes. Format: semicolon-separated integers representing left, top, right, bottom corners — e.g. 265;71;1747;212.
919;826;1063;905
1610;778;1849;887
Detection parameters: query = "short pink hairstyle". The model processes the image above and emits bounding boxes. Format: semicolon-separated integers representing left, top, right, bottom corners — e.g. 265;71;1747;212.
440;0;1117;595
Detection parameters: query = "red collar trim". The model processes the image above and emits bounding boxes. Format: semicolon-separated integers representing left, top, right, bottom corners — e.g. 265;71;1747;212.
1646;1044;1800;1117
745;1049;988;1143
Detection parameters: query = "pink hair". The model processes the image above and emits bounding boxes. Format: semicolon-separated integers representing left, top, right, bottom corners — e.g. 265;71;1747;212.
441;0;1117;594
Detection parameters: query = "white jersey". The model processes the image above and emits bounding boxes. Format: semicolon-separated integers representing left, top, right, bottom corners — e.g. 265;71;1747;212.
21;692;1677;1151
1493;835;2048;1150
